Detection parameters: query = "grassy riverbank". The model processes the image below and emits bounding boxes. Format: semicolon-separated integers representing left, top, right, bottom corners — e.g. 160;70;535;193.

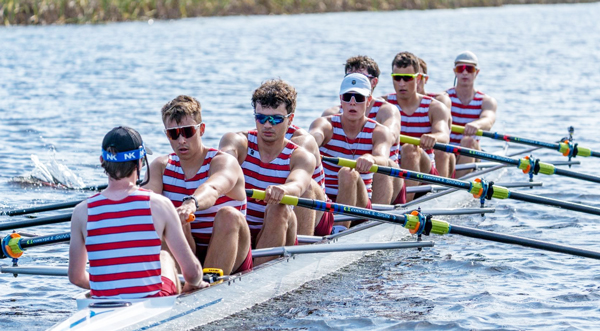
1;0;595;25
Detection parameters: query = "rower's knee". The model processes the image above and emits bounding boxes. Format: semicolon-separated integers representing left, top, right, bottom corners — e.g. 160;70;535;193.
434;149;448;161
460;136;479;149
401;144;420;159
213;206;245;233
338;167;360;185
264;204;293;227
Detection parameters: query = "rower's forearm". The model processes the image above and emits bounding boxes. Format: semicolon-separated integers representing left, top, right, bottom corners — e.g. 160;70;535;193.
192;186;220;211
432;132;450;144
469;117;494;131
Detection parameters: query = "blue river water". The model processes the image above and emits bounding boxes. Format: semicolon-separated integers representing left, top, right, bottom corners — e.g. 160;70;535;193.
1;3;600;330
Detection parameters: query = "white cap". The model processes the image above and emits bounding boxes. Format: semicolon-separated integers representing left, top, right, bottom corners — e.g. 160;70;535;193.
454;51;478;66
339;73;372;96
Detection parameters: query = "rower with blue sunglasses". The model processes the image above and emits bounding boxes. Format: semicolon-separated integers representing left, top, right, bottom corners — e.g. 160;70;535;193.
310;73;395;229
219;79;316;266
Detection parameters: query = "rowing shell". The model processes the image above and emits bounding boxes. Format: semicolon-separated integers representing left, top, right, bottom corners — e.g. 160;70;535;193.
49;144;515;331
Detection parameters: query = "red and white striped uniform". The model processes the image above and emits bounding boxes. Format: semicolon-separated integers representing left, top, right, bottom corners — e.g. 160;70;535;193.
319;114;376;201
386;93;436;165
447;87;485;145
86;189;162;299
366;97;400;163
242;130;298;236
285;124;326;192
162;149;247;253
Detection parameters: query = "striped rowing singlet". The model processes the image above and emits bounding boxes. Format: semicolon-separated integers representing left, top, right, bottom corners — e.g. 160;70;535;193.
86;188;162;299
242;130;298;237
366;97;400;163
162;149;247;256
285;124;326;192
319;114;376;201
386;93;436;165
447;87;485;145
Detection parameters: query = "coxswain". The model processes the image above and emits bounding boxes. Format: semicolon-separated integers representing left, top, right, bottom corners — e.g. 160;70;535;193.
69;126;207;298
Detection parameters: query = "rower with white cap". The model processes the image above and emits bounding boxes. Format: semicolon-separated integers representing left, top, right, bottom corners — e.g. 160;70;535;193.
445;51;498;177
309;73;394;229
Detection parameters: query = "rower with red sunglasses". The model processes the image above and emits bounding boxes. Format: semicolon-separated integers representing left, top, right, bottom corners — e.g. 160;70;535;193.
144;95;252;276
445;51;497;178
310;73;394;229
321;55;405;206
416;57;455;178
219;79;316;266
382;51;451;201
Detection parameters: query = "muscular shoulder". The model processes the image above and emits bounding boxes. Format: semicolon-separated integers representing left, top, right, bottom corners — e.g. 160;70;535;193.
291;145;316;170
211;150;243;170
150;154;170;171
149;191;174;211
482;94;497;109
321;105;341;117
429;98;450;119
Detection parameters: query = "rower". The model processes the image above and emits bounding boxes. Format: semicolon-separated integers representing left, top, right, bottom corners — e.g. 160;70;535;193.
382;51;451;201
321;55;405;205
416;57;455;178
219;79;315;265
310;73;394;228
68;126;207;298
144;96;252;276
445;51;497;178
284;124;335;237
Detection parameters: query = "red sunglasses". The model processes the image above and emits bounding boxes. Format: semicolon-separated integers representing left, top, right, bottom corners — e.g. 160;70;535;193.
165;123;202;140
454;65;477;74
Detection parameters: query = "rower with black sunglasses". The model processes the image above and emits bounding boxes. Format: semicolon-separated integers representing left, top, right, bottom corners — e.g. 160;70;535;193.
144;95;252;276
444;51;497;178
416;56;455;179
310;73;395;229
382;51;451;201
321;55;405;206
219;79;316;266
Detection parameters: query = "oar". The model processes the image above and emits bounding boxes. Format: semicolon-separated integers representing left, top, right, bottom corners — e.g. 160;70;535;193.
455;160;580;171
246;189;600;260
0;239;433;270
0;213;71;231
322;156;600;217
451;125;600;158
407;181;542;194
1;232;70;259
400;135;600;184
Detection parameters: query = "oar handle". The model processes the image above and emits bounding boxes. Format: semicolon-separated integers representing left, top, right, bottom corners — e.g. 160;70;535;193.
321;156;379;173
245;189;300;206
451;125;483;136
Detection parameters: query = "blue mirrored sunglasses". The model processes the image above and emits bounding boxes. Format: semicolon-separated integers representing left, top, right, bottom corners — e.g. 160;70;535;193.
254;113;291;125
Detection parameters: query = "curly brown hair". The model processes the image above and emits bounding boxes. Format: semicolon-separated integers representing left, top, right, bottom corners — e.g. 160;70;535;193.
251;79;297;115
345;55;381;78
392;52;420;73
161;95;202;125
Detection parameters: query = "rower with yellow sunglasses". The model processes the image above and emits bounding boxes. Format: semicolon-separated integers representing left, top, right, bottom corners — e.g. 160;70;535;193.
444;51;498;178
382;51;452;201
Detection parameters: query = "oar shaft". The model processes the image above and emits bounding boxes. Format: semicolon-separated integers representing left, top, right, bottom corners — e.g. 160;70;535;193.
508;191;600;216
401;135;600;185
0;213;72;232
246;189;600;260
3;201;80;216
19;232;70;249
252;241;434;258
321;157;600;218
450;225;600;259
452;125;598;158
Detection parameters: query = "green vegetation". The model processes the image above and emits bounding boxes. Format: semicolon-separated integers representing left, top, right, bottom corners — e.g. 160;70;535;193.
0;0;595;25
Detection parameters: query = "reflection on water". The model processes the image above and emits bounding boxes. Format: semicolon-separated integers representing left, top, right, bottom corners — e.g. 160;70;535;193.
2;2;600;330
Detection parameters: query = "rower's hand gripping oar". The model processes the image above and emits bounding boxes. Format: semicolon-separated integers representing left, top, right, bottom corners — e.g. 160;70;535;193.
451;125;599;159
246;189;600;260
400;135;600;185
322;156;600;217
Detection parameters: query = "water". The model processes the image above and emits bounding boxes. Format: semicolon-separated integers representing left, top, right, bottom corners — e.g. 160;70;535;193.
2;3;600;329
